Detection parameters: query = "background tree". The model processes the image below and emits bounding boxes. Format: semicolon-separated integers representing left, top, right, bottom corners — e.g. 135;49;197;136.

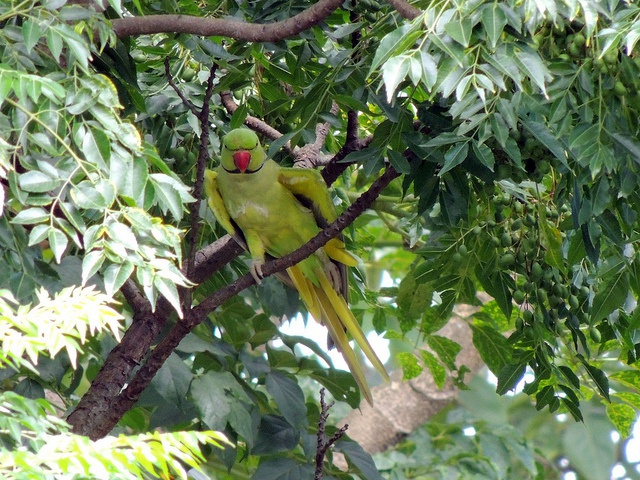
2;0;640;478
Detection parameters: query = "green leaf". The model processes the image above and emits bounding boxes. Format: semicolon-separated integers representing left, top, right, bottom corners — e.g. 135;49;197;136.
472;140;495;171
420;349;446;388
397;352;423;380
151;353;192;409
578;356;610;401
606;403;636;438
439;142;469;175
71;181;109;209
419;48;438;90
512;48;550;97
22;20;43;54
253;457;314;480
482;3;508;49
369;23;421;76
444;17;473;47
496;363;526;395
103;261;134;296
470;324;512;375
336;440;385;480
253;415;299;455
610;370;640;390
82;127;111;171
387;149;411;174
153;276;183;318
425;335;460;370
521;118;568;167
191;371;251;432
47;228;67;263
591;267;629;323
382;55;410;103
18;171;60;193
12;207;49;225
308;367;360;408
265;372;308;430
81;250;105;284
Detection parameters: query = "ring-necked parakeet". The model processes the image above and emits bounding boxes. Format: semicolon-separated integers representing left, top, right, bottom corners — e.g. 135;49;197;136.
204;128;389;405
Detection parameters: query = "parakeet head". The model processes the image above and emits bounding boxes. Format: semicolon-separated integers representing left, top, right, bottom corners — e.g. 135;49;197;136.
220;128;266;174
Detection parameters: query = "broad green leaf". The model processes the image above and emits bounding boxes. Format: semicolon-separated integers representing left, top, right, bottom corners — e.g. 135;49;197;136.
591;267;629;323
12;207;50;225
81;250;105;284
563;420;615;480
369;23;421;76
253;415;299;455
521;118;568;167
22;20;43;54
28;224;50;246
470;324;512;375
336;440;385;480
472;140;495;171
153;276;183;318
18;171;60;193
47;228;67;263
419;48;438;90
512;48;550;97
253;457;314;480
578;356;610;401
482;3;508;49
439;142;469;175
425;334;460;370
71;182;109;209
420;350;446;388
610;370;640;390
151;353;192;409
606;403;636;438
382;56;410;103
387;149;411;174
191;372;245;431
496;363;526;395
444;17;473;47
82;127;111;171
103;261;134;296
397;352;423;380
265;372;308;430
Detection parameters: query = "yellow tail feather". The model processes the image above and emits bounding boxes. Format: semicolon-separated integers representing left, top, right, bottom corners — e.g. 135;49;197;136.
314;286;374;405
316;271;389;382
324;238;358;267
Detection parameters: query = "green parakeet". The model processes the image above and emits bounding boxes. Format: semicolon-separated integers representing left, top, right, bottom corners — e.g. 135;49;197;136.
204;128;389;405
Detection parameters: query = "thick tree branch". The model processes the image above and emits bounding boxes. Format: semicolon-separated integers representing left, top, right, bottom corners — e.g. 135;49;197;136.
385;0;421;19
112;0;344;40
76;166;400;439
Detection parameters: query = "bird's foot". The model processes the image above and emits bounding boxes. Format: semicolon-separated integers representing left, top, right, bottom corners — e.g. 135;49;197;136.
250;260;264;284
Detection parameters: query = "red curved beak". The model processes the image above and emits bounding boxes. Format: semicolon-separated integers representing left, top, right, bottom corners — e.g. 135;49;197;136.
233;151;251;173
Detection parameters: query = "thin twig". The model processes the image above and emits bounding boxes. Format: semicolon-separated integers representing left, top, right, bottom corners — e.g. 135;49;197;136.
315;388;348;480
186;63;218;279
164;58;199;116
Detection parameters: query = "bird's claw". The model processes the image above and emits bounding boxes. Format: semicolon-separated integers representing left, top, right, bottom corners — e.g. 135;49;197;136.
250;260;264;284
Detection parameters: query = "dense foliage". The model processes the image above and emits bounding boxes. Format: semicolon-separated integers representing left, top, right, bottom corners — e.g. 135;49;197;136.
2;0;640;477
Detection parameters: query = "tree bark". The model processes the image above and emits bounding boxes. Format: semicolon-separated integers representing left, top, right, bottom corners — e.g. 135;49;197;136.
340;304;485;454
